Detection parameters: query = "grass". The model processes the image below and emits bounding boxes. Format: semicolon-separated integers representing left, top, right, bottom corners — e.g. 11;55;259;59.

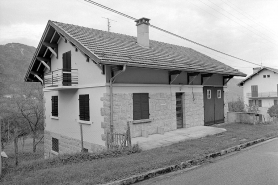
1;122;278;185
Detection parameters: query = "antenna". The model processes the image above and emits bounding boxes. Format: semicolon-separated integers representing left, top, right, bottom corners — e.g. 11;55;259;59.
102;17;117;32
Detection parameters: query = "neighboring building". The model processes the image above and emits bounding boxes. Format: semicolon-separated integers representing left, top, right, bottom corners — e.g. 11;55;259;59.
239;67;278;120
25;18;246;158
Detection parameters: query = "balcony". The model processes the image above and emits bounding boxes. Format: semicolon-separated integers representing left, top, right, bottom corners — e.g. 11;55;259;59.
44;69;78;90
247;92;278;99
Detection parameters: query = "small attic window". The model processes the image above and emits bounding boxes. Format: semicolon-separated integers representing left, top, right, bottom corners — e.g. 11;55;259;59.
263;75;266;78
267;75;270;78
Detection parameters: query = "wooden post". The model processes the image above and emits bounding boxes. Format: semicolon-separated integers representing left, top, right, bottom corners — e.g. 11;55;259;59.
79;124;84;152
127;123;131;148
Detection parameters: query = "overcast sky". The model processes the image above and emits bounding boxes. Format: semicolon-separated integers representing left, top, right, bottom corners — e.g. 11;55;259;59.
0;0;277;76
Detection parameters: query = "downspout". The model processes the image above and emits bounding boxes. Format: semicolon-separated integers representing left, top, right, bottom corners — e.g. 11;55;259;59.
109;64;127;134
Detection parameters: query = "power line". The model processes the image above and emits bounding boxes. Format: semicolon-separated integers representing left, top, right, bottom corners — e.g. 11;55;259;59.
197;0;278;46
83;0;263;67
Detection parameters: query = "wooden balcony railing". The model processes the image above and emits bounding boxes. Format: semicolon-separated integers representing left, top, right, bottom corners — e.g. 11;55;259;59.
44;69;78;87
247;92;278;98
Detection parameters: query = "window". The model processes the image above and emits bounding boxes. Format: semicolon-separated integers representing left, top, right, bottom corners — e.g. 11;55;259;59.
51;96;58;117
79;94;90;121
258;100;262;107
267;75;270;78
52;138;59;152
249;100;253;106
251;85;258;97
274;100;278;105
217;90;221;99
207;89;211;99
133;93;149;120
263;75;266;78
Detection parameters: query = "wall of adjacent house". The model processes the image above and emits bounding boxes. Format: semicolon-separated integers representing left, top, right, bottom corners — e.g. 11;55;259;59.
100;84;205;141
49;38;106;86
44;87;106;158
242;69;278;119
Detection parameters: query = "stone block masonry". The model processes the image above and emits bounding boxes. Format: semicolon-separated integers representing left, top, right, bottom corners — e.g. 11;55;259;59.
44;130;105;159
184;92;204;128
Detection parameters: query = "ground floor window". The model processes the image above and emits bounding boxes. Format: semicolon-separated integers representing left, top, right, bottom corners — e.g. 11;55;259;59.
274;100;278;105
52;137;59;152
249;99;262;107
133;93;149;120
79;94;90;121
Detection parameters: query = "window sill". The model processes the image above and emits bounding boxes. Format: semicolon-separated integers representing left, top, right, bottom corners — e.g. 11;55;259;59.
51;150;59;155
129;119;152;124
78;120;92;125
50;116;59;120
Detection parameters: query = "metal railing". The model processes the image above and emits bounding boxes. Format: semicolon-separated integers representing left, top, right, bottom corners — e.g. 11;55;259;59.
44;69;78;87
247;92;278;98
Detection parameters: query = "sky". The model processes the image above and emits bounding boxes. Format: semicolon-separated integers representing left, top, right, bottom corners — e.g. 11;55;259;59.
0;0;278;76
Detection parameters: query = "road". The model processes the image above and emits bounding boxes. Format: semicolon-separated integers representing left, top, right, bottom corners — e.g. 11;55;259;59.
137;138;278;185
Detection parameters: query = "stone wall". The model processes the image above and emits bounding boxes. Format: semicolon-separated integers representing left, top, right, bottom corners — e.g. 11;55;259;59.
184;92;204;128
44;130;105;159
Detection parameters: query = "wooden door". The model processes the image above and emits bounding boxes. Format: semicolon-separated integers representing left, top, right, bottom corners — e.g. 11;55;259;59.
214;87;224;124
204;87;215;126
176;93;183;129
62;51;71;86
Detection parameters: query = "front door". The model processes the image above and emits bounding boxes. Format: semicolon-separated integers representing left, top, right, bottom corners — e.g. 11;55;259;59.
203;86;224;126
176;93;183;129
62;51;71;86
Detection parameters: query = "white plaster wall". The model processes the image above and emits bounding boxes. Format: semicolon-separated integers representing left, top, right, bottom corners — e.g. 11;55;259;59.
44;86;106;147
49;38;106;86
243;70;278;105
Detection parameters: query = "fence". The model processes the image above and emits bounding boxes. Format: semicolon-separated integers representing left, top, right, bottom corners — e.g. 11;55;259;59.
106;123;131;149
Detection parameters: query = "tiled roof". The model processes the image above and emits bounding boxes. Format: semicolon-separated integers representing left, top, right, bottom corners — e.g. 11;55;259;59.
238;67;278;86
28;20;247;78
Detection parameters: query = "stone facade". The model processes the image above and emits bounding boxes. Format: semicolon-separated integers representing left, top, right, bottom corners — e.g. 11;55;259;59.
184;92;204;128
44;130;105;159
100;90;205;141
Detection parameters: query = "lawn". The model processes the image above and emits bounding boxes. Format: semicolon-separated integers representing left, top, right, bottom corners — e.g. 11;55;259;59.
1;122;278;185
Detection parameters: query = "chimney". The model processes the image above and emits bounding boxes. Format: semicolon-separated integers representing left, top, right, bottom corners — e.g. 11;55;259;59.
253;67;261;74
135;17;150;48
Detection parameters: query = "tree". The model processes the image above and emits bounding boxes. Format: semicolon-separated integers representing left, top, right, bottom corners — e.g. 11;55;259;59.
228;98;245;112
267;105;278;118
12;83;44;153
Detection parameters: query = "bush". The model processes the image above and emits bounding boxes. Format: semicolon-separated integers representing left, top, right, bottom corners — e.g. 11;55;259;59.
228;98;245;112
267;105;278;118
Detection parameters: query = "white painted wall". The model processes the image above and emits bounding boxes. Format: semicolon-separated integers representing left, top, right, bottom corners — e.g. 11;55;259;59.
242;69;278;119
44;86;106;146
48;38;106;87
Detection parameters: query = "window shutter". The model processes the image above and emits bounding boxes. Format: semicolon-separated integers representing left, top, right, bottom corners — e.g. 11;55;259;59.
249;100;253;106
133;93;149;120
258;100;262;107
51;96;58;116
274;100;278;105
79;94;90;121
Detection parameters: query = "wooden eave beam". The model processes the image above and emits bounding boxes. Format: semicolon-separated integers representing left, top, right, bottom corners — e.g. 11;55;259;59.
42;42;58;48
187;72;200;85
223;75;234;86
37;57;50;63
169;70;181;84
46;46;57;58
201;73;213;85
40;60;50;71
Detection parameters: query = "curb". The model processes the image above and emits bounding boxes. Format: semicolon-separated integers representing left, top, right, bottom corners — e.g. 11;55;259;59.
104;134;277;185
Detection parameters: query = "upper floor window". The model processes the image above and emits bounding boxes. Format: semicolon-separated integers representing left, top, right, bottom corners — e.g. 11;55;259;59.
51;96;58;117
79;94;90;121
251;85;258;97
263;75;266;78
133;93;149;120
267;75;270;78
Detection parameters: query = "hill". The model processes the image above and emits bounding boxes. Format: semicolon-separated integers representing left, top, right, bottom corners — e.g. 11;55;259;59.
0;43;36;95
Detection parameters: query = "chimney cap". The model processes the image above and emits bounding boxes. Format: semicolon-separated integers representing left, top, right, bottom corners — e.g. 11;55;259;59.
135;17;150;26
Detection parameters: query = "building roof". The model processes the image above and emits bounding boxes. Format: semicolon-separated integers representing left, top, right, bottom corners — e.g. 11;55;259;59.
25;20;246;81
238;67;278;86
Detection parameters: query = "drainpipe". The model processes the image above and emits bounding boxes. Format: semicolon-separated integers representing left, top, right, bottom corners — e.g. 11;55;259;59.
109;64;127;134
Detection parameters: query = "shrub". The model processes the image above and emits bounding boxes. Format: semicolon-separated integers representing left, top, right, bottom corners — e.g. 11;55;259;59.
267;105;278;118
228;98;245;112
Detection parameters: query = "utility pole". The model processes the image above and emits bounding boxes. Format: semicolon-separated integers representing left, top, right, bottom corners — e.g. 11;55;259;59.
102;17;117;32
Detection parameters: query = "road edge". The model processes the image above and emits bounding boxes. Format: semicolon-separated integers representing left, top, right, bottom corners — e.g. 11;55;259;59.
103;134;278;185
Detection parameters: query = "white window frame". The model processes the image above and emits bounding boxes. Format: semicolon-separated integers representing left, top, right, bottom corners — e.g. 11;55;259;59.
217;90;221;99
207;89;211;99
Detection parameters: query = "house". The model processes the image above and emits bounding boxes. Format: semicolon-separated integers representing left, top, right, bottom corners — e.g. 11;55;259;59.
24;18;246;158
239;67;278;120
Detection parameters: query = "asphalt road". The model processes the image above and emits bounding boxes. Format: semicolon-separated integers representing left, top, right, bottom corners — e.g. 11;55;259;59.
137;138;278;185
